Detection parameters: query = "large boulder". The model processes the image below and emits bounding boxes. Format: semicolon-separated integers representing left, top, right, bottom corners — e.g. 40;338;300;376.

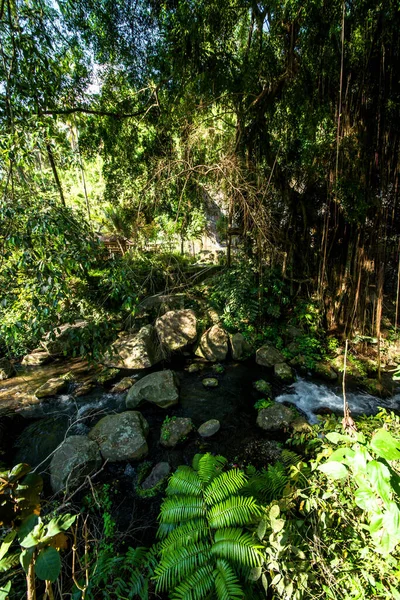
155;309;197;352
313;362;338;381
50;435;102;494
274;362;294;382
229;333;251;360
42;320;88;355
195;325;228;362
88;411;149;462
0;358;14;380
35;377;68;398
126;370;179;409
21;351;51;366
111;376;136;394
160;417;194;448
256;403;295;432
14;416;70;471
105;325;162;370
256;344;285;367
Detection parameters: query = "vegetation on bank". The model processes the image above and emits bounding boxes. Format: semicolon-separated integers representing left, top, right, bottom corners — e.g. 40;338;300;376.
1;410;400;599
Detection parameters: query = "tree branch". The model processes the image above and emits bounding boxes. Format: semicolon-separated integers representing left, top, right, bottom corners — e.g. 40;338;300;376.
39;105;157;119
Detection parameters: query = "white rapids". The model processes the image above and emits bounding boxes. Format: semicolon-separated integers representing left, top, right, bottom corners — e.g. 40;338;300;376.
275;378;400;423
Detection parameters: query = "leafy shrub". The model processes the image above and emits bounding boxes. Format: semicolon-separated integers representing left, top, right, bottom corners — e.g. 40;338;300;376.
259;411;400;599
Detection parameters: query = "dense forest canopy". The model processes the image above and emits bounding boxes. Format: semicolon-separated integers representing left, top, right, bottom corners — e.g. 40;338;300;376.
1;0;400;355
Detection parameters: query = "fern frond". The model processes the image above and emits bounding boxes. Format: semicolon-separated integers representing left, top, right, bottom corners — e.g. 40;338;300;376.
208;496;260;528
196;453;227;485
160;496;205;524
125;546;149;566
154;541;211;592
160;519;209;551
281;449;303;467
204;469;247;505
166;466;202;497
170;563;215;600
212;528;263;568
214;559;244;600
244;463;288;503
157;522;177;538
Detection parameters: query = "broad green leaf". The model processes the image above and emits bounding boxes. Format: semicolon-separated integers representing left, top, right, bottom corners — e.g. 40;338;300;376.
20;547;35;574
0;580;11;600
0;531;16;560
325;432;353;444
43;514;76;541
18;515;39;546
270;518;285;534
269;505;280;519
8;464;31;483
318;462;348;480
34;547;61;582
328;448;355;463
369;513;383;534
366;461;392;504
257;519;267;541
370;429;400;461
354;488;379;512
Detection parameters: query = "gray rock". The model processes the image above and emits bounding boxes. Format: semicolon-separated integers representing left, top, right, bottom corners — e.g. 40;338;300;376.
314;362;338;381
14;416;70;470
195;325;228;362
186;362;205;373
89;411;149;462
139;294;185;313
126;370;179;409
155;309;197;352
42;320;88;355
0;358;14;380
74;381;95;397
96;367;120;385
202;378;219;388
198;419;220;438
286;341;300;355
21;351;51;366
35;377;68;398
141;462;171;489
256;344;285;367
50;435;102;494
253;379;272;395
229;333;251;360
160;417;193;448
111;377;136;393
256;403;295;432
284;325;303;340
105;325;162;370
274;362;294;382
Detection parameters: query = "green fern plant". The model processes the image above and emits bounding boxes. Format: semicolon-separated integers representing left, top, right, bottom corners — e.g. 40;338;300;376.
154;453;263;599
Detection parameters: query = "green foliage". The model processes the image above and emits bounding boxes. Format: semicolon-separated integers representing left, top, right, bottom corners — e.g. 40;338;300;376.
154;453;263;599
253;398;273;411
0;464;75;595
260;411;400;599
73;545;159;600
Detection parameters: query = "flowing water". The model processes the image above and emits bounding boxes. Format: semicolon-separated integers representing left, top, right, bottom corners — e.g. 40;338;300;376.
2;359;400;472
275;377;400;424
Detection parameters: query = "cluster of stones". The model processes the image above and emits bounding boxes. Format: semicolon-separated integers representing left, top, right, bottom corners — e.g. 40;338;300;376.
49;366;222;494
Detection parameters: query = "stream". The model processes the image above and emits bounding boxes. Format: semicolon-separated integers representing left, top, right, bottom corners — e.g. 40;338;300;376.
2;358;399;471
1;358;399;546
